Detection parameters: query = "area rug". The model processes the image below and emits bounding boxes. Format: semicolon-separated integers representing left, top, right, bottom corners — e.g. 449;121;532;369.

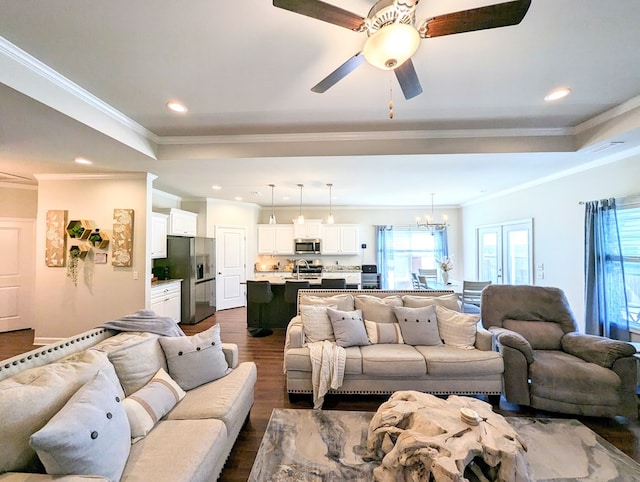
248;409;640;481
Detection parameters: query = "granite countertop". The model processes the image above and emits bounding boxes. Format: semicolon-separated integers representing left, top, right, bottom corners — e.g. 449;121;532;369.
246;276;322;285
151;278;183;287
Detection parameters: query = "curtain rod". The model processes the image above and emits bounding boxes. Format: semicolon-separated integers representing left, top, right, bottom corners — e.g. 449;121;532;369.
579;193;640;206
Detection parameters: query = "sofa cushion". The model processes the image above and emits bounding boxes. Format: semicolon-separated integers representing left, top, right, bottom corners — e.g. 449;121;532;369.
29;370;130;482
354;295;402;323
393;305;442;346
284;347;362;375
327;308;369;347
365;320;404;344
123;367;186;442
360;344;426;377
0;350;122;474
503;319;565;350
436;306;478;349
299;304;336;343
106;334;167;396
159;325;231;391
530;351;621;406
299;294;354;311
415;345;504;376
166;362;258;431
402;294;462;312
120;419;226;482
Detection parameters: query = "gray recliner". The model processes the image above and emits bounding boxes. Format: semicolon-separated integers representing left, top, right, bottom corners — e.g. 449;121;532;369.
482;284;637;419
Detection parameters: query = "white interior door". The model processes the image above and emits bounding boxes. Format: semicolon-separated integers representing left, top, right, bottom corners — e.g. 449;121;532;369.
477;219;533;285
0;219;35;332
215;226;246;310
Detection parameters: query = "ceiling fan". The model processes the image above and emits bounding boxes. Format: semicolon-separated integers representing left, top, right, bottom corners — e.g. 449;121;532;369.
273;0;531;99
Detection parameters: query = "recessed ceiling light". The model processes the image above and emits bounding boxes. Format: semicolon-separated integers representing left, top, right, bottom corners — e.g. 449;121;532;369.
166;101;188;113
234;196;243;201
74;157;92;165
544;87;571;102
211;185;222;190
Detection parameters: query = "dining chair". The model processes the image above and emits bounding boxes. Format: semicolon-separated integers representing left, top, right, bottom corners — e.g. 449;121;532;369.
460;280;492;313
417;275;430;290
418;268;438;284
411;273;421;289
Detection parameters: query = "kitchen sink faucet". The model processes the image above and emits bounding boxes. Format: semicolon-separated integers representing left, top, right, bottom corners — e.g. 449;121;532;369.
295;259;310;280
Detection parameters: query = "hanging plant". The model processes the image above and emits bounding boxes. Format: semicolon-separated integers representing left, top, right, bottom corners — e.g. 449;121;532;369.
67;246;81;286
67;245;88;286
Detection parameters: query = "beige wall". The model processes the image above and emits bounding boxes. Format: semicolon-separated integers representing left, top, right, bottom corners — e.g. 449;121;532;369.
0;183;38;217
461;154;640;331
34;173;153;342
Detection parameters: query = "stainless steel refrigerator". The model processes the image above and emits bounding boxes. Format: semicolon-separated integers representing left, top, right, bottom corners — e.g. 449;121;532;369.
157;236;216;324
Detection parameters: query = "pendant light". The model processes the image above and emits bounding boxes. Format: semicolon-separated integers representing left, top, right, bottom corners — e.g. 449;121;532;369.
296;184;305;224
268;184;276;225
326;183;335;224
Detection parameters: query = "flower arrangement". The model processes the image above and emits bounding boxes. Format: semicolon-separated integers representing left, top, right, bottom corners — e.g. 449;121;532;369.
438;256;453;272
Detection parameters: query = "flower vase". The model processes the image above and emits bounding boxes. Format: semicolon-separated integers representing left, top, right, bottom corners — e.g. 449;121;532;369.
442;271;449;285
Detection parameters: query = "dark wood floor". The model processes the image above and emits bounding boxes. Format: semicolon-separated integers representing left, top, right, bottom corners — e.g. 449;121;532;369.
3;308;640;481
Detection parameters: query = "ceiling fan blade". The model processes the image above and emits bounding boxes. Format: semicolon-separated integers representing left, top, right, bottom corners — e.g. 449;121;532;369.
419;0;531;38
311;53;366;93
273;0;365;31
394;59;423;100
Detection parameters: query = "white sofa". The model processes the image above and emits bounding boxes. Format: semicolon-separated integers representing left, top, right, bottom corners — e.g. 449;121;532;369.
284;289;504;399
0;325;257;482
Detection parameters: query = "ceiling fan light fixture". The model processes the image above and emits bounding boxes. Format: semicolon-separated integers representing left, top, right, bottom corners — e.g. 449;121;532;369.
363;23;420;70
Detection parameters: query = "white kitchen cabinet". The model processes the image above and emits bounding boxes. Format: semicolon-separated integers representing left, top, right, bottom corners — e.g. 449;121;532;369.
293;220;322;239
257;224;294;254
151;212;168;259
150;280;182;323
321;224;359;255
164;208;197;237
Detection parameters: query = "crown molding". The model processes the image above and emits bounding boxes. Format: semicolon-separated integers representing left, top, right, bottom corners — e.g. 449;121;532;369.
574;93;640;134
34;172;153;181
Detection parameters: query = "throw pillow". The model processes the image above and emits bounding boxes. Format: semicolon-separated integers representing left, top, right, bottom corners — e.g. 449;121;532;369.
326;308;369;347
436;305;479;349
123;367;186;442
106;334;168;396
299;294;355;311
299;304;337;343
393;305;442;346
354;295;402;323
29;370;130;482
365;320;404;344
159;324;231;391
402;294;462;312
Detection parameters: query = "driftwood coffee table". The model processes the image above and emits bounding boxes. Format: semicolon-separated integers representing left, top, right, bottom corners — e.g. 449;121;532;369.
366;391;530;481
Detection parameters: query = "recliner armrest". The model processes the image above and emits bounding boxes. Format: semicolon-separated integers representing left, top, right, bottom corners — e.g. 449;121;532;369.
561;332;636;368
490;327;534;364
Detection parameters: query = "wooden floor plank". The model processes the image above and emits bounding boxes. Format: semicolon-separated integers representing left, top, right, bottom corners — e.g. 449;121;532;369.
2;308;640;481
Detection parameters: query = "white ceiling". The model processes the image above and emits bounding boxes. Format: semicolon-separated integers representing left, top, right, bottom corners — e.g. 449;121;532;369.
1;0;640;208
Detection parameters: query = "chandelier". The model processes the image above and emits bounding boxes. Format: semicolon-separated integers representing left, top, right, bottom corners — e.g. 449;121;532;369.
417;193;448;232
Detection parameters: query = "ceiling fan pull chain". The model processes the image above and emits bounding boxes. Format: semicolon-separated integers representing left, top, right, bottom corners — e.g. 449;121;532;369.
389;78;394;119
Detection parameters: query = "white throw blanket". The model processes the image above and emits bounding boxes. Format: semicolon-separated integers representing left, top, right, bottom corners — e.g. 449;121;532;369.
308;340;346;409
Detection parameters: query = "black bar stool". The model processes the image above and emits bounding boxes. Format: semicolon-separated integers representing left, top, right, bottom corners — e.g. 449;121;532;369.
284;280;311;314
246;280;274;337
320;278;346;289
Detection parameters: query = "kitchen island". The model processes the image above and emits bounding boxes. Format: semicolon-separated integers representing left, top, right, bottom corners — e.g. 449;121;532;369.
245;276;359;330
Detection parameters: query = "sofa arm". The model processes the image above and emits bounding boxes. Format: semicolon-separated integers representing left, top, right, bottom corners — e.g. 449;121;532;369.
474;325;494;351
561;332;636;368
0;474;109;481
491;327;534;364
222;343;239;369
285;316;304;350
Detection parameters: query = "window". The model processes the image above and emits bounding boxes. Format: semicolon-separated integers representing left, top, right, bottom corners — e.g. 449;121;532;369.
377;227;446;289
617;202;640;328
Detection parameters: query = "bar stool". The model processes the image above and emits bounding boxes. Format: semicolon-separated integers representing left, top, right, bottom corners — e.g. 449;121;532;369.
284;280;311;313
246;280;274;337
320;278;346;289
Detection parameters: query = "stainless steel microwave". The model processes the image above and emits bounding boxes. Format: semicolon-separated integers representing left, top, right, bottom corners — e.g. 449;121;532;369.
294;238;321;254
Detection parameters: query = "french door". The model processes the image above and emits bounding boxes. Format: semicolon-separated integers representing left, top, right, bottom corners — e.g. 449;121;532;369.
477;219;533;285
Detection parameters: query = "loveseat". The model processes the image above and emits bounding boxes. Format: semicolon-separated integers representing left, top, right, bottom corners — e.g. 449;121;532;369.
284;289;504;403
0;318;257;481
